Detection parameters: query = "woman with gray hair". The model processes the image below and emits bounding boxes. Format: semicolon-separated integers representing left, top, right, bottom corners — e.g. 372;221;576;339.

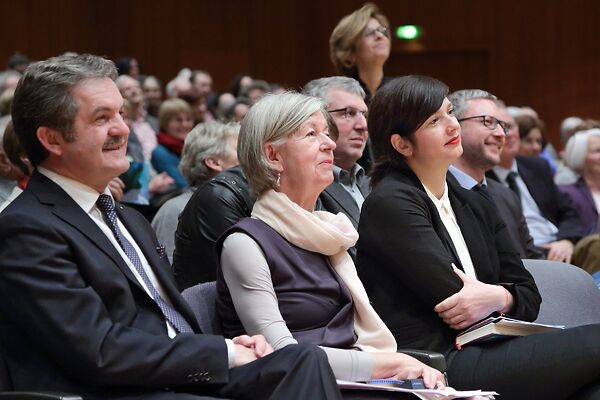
152;121;239;262
559;128;600;235
215;92;445;387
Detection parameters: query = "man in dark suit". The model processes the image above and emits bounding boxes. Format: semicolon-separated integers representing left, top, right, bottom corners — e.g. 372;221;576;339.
303;77;370;260
0;53;341;400
304;77;370;228
447;89;542;259
485;107;582;263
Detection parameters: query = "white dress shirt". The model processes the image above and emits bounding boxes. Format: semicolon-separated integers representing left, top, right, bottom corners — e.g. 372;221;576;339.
423;182;477;279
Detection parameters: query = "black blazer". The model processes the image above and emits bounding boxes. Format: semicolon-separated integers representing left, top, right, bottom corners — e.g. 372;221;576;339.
487;156;583;242
0;171;228;398
357;167;541;355
483;179;543;259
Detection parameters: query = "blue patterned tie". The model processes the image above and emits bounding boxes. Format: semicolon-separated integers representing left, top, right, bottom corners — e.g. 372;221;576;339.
96;194;193;333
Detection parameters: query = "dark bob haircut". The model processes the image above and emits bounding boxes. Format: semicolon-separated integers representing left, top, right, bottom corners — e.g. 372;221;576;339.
367;75;449;186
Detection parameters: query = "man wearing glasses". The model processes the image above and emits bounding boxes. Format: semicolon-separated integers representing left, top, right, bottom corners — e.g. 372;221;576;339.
303;76;370;260
447;89;543;260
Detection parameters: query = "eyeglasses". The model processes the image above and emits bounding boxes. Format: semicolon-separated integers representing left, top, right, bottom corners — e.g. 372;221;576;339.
457;115;512;134
328;107;368;121
363;25;389;38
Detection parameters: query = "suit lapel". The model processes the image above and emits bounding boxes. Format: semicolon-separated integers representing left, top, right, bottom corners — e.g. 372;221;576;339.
28;173;144;291
323;183;360;225
117;205;201;332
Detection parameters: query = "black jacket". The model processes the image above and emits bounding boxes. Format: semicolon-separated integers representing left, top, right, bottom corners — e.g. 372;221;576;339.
172;166;254;290
357;167;541;355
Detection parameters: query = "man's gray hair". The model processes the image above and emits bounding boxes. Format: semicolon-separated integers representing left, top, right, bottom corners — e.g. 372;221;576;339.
179;121;240;187
11;53;117;166
448;89;499;119
238;92;326;197
302;76;365;102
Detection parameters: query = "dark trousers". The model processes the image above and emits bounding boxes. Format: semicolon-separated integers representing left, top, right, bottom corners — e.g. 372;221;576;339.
446;324;600;400
203;343;342;400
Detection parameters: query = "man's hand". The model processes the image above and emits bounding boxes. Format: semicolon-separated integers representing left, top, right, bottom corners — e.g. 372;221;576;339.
108;178;125;201
231;335;273;368
542;239;573;263
434;267;511;330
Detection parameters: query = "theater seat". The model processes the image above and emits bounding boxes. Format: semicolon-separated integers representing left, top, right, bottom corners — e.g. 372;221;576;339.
522;259;600;326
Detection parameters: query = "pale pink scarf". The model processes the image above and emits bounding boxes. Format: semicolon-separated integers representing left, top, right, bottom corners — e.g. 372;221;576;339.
252;189;396;352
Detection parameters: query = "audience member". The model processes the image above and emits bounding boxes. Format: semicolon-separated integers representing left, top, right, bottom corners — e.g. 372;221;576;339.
6;52;30;73
357;75;600;399
516;114;546;157
0;70;21;94
555;118;600;185
216;92;445;388
166;70;193;99
229;73;253;98
303;76;370;259
0;120;30;212
330;3;391;172
152;122;240;262
560;129;600;235
181;92;213;124
0;87;15;117
116;75;159;160
448;89;542;259
190;69;213;99
141;75;163;117
114;56;140;80
0;118;24;204
487;111;583;263
152;98;194;188
0;53;343;400
173;165;254;289
241;79;270;104
223;97;250;123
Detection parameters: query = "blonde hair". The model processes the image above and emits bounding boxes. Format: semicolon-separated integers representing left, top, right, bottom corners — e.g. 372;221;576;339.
329;3;390;76
158;98;192;132
238;92;326;197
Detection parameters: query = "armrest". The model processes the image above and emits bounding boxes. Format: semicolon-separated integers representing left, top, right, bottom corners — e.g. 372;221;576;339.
0;392;83;400
397;349;447;373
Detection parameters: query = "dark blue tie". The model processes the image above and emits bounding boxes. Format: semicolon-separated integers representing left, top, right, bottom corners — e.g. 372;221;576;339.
96;194;193;333
506;171;522;199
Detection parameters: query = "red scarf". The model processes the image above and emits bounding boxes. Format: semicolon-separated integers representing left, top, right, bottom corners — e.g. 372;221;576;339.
157;132;184;155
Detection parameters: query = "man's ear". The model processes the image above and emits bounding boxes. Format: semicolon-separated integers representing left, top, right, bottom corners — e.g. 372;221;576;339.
263;142;283;172
36;127;65;157
204;156;224;173
390;133;413;158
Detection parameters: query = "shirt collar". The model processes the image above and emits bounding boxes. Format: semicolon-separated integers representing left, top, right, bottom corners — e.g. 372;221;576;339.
448;165;488;190
492;159;518;182
333;163;364;186
38;167;112;214
423;181;451;212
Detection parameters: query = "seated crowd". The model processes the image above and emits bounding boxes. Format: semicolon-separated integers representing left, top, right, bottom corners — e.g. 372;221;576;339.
0;4;599;400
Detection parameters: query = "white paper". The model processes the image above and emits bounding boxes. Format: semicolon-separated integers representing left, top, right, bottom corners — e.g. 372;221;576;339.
337;380;497;399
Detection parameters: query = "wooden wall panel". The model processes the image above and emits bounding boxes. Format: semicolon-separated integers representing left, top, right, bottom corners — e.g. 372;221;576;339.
2;0;600;146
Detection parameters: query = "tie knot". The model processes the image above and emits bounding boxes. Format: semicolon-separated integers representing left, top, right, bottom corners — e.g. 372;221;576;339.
507;171;518;179
96;194;115;214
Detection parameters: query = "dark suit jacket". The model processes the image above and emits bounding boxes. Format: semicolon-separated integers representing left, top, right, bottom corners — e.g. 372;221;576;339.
319;172;370;260
485;179;544;259
0;171;228;398
319;174;370;229
487;156;583;243
357;167;541;355
559;177;598;235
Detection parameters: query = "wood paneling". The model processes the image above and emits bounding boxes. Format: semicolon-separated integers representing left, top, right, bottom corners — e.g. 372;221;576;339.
2;0;600;146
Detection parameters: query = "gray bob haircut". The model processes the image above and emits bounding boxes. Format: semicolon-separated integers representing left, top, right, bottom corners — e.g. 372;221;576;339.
448;89;499;119
302;76;366;101
179;121;240;187
238;91;326;197
11;53;117;166
564;128;600;174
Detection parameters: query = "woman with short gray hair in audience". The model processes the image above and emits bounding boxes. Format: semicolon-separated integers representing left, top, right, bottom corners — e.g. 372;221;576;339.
152;122;239;262
215;92;445;387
